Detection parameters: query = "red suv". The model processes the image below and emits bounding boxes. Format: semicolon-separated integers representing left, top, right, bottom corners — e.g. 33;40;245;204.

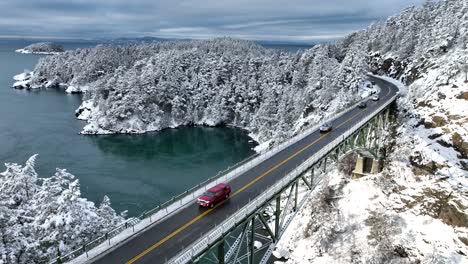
197;183;231;208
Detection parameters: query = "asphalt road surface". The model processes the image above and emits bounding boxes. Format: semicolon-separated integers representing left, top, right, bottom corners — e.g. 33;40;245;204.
91;76;398;264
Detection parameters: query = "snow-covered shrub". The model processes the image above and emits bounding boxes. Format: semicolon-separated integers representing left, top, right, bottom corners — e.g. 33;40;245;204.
0;155;124;263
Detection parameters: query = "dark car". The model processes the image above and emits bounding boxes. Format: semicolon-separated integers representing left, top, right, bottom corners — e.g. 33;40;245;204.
358;102;367;108
197;183;231;208
371;81;376;85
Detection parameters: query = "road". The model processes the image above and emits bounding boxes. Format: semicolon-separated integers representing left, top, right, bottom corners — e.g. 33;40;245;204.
92;76;398;264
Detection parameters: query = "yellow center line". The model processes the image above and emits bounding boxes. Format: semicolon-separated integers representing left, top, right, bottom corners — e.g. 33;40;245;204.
126;108;367;264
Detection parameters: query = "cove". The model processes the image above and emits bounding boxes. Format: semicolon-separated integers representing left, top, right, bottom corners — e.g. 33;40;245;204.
0;39;256;216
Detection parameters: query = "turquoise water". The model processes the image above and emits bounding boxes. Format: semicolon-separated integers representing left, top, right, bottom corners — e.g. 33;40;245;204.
0;39;256;216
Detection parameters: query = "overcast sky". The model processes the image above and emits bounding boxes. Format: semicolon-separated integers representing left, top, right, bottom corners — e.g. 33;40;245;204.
1;0;424;43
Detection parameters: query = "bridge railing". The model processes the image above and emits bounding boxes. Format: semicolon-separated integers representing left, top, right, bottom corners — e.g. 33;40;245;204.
50;217;140;263
168;91;398;264
51;82;391;264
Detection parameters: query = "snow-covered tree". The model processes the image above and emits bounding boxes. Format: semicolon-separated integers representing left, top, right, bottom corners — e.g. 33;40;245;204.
28;38;364;146
23;0;467;149
0;156;124;263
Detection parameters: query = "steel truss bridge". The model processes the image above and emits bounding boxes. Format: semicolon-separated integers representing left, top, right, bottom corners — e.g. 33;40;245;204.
53;75;399;264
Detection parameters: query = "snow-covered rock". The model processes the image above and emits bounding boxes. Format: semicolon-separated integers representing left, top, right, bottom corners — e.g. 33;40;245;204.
75;99;95;120
66;85;89;94
12;79;32;89
13;72;32;81
12;71;34;89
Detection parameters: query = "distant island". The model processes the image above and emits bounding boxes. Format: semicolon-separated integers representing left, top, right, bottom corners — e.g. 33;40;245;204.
15;42;65;55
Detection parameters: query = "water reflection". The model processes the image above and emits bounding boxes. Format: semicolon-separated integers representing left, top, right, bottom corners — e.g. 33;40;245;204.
89;127;257;162
85;126;257;215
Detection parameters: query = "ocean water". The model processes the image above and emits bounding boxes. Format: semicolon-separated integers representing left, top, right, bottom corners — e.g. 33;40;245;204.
0;39;256;216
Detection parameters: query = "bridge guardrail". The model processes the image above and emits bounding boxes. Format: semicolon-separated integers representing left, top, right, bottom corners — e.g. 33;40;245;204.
51;81;386;264
168;91;397;264
50;217;140;263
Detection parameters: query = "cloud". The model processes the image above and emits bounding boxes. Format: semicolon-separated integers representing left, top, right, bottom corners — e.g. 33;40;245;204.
0;0;424;42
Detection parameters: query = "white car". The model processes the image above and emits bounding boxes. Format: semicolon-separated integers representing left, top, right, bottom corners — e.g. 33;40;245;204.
319;123;332;133
372;95;380;101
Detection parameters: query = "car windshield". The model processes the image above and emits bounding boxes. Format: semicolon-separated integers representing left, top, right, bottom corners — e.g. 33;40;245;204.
203;191;215;197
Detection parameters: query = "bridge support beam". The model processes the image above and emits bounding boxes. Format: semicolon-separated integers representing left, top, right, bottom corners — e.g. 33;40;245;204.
294;182;298;211
217;241;224;264
301;175;312;190
259;214;275;241
275;196;281;239
249;218;255;264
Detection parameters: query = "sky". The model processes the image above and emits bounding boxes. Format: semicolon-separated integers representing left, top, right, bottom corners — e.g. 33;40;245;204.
2;0;424;43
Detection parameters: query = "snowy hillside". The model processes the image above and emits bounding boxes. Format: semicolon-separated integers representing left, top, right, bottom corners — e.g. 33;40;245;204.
275;0;468;263
275;168;467;263
0;156;124;263
275;73;468;262
19;38;368;146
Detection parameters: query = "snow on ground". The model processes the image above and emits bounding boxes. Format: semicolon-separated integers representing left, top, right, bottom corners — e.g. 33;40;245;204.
252;137;271;152
275;168;467;264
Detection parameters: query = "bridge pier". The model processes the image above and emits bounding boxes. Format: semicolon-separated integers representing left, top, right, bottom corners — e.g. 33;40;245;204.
352;156;365;178
352;155;382;178
370;159;381;174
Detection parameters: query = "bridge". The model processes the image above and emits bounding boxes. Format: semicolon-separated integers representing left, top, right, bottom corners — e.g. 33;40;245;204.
54;75;399;264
